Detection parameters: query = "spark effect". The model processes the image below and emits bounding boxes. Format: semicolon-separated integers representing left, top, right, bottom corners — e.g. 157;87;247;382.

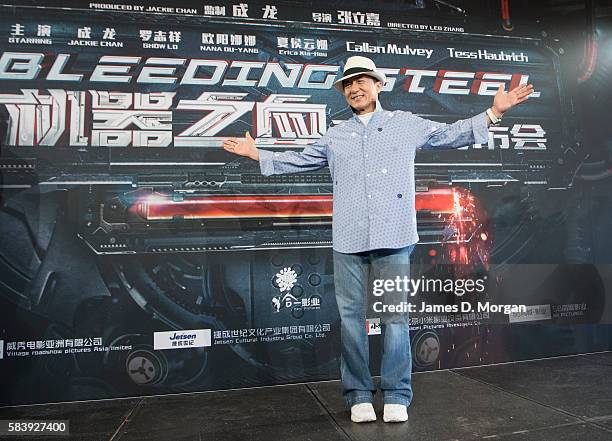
443;187;491;271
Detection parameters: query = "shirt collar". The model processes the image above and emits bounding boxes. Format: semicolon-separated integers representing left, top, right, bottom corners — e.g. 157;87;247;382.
352;100;384;122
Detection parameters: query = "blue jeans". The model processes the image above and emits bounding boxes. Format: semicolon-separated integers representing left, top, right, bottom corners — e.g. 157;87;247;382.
333;245;415;408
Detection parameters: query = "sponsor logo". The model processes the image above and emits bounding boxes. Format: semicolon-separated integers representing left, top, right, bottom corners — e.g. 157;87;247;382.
366;318;381;336
508;304;551;323
347;41;433;58
153;329;211;350
275;267;297;293
272;267;322;314
272;293;322;313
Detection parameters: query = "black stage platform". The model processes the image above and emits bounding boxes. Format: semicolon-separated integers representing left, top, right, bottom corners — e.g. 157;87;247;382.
2;352;611;440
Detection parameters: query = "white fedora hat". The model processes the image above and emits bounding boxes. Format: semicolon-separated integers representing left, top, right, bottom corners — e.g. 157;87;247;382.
333;56;386;92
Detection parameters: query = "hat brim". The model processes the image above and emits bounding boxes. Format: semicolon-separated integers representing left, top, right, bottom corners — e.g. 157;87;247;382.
333;71;386;92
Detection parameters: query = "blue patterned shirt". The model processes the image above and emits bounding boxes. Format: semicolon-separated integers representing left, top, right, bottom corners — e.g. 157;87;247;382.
258;102;489;253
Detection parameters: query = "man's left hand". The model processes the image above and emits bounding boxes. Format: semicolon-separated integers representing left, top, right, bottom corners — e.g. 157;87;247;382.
492;83;534;117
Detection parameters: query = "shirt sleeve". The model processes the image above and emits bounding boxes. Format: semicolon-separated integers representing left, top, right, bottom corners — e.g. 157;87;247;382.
414;110;489;150
258;131;330;176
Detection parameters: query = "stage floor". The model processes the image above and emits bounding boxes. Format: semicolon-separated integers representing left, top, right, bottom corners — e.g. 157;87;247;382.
1;352;611;440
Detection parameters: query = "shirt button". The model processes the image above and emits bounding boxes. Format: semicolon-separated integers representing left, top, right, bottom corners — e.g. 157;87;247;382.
366;173;370;177
381;168;387;174
367;194;372;198
274;153;280;157
397;193;403;198
364;135;368;139
365;154;369;158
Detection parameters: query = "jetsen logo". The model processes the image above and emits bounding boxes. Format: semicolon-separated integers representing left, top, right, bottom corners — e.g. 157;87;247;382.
346;41;433;58
153;329;211;350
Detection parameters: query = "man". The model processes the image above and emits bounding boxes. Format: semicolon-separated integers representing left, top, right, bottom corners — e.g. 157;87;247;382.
223;56;533;423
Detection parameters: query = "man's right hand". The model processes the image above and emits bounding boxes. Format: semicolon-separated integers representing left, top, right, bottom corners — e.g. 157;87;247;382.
223;131;259;161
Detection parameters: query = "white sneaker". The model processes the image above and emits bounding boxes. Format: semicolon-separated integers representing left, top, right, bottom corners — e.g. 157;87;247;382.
383;404;408;423
350;403;377;423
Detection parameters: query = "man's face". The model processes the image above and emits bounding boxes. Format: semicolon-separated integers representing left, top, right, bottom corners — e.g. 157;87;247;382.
342;74;381;114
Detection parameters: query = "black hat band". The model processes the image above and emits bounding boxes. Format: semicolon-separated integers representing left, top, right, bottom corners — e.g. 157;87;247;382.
342;67;376;77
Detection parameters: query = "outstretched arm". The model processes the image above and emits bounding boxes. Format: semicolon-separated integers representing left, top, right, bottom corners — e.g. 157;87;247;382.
223;131;328;176
488;83;534;122
419;83;534;149
223;131;260;160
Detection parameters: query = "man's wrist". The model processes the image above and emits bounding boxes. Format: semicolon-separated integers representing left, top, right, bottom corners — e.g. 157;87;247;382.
490;106;504;119
486;107;503;125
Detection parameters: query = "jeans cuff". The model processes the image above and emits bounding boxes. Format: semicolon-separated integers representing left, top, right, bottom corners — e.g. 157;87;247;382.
345;392;374;407
383;393;410;406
